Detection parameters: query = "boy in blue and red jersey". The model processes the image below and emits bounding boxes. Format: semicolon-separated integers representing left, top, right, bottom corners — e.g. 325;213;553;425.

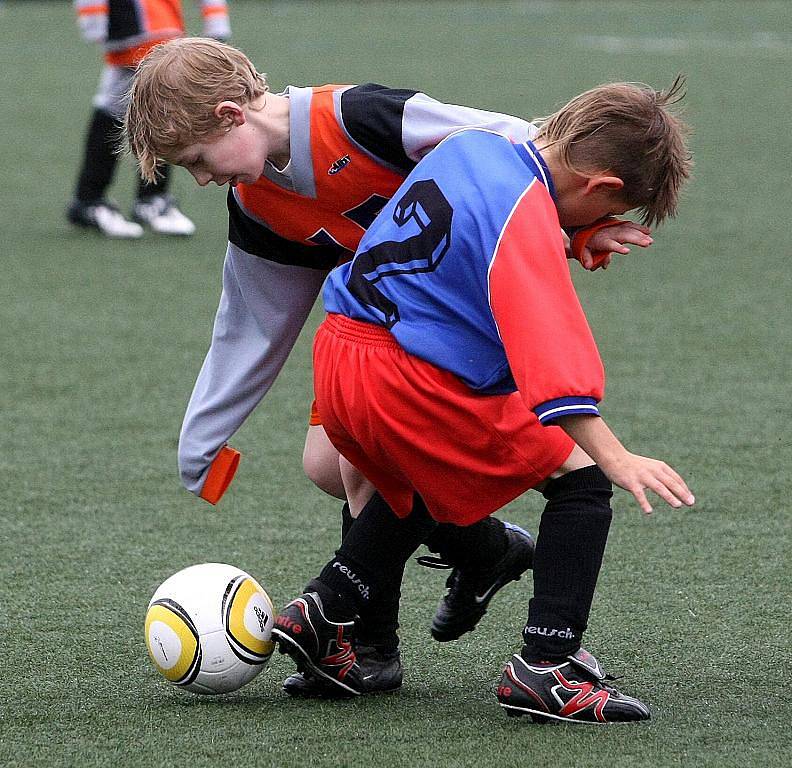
273;79;695;723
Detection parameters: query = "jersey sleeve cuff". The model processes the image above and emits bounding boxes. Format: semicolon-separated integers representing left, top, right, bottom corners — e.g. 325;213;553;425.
534;397;600;425
199;445;241;505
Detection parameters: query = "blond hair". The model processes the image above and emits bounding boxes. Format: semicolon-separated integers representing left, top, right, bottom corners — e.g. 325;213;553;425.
535;77;692;226
124;37;269;182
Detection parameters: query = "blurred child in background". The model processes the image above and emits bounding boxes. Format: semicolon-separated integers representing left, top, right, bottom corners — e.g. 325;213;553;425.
67;0;230;238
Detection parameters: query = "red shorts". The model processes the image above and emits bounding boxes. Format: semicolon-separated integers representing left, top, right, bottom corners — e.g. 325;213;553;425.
313;314;574;526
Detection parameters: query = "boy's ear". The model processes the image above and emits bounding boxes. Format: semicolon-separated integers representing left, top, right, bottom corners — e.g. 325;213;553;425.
584;175;624;195
213;101;246;126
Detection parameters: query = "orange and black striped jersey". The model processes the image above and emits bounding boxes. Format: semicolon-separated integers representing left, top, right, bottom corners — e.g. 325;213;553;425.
230;85;402;267
228;83;537;270
229;84;418;271
178;84;536;503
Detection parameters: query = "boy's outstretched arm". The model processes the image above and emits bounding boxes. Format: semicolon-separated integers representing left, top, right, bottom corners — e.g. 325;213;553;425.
556;414;695;514
178;245;327;503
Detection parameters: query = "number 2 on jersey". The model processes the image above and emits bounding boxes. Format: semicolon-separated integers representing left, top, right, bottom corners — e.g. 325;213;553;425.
347;179;453;328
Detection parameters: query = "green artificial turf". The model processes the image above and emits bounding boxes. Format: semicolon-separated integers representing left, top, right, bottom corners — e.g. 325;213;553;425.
1;2;790;766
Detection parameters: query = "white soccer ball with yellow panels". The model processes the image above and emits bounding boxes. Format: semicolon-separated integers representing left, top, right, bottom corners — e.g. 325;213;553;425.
145;563;275;694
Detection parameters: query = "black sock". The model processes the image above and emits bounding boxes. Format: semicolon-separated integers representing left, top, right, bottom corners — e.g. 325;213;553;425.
74;109;121;202
336;501;400;651
355;590;401;653
340;502;354;541
304;577;356;621
137;163;171;200
316;493;437;619
522;465;613;662
424;516;509;570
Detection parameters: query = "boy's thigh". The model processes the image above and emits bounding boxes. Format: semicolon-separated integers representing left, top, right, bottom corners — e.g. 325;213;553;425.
302;423;345;499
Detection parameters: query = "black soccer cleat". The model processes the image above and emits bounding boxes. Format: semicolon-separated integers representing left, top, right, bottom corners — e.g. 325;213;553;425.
430;524;535;642
497;647;651;724
282;643;403;699
272;592;363;696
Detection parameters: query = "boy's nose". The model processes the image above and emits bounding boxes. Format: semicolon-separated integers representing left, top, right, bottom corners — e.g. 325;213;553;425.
192;170;211;186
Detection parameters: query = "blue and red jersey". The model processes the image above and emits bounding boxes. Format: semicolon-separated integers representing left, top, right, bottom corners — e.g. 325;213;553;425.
323;129;605;424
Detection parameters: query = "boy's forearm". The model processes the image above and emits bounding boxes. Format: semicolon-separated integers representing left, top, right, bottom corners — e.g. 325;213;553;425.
555;414;628;473
555;413;695;514
178;246;327;502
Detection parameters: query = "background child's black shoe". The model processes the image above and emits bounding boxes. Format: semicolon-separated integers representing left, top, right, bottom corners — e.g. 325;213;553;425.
272;592;363;696
282;643;403;698
497;648;651;724
430;525;535;642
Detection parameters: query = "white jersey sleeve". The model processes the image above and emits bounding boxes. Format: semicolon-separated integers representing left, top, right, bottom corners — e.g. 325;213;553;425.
338;84;536;170
178;243;327;498
400;92;537;161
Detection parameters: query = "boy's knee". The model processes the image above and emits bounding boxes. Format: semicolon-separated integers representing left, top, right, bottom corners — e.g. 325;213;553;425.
339;458;376;517
302;447;345;499
542;465;612;502
552;443;595;477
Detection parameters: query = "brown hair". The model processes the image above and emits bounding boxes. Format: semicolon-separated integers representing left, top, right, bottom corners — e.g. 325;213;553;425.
534;77;692;226
124;37;269;182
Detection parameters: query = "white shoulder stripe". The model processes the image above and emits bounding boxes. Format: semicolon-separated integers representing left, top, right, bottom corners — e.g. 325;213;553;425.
401;93;534;162
520;142;550;189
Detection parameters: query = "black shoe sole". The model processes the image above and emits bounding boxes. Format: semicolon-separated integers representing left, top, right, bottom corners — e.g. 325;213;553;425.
282;675;402;699
431;529;535;642
272;628;361;697
500;702;647;724
282;675;355;699
431;615;486;643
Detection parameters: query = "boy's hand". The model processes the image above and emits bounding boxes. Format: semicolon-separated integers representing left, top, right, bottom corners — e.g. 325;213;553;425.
557;414;695;515
572;219;653;271
601;452;695;515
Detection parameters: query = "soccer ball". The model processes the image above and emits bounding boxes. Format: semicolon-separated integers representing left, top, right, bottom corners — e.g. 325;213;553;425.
144;562;275;694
